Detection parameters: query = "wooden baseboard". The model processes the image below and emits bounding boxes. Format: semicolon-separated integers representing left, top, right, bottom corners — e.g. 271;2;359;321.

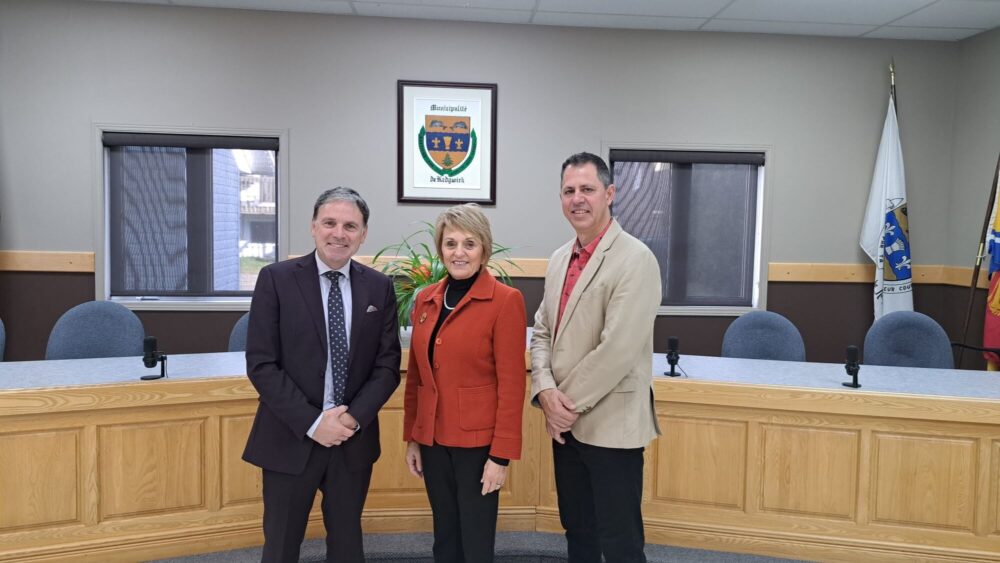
0;508;537;563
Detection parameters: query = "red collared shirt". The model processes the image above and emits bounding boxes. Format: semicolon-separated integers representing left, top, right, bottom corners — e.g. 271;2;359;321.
557;220;612;331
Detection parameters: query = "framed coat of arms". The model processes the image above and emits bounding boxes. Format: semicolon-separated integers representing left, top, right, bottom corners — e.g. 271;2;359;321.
397;80;497;204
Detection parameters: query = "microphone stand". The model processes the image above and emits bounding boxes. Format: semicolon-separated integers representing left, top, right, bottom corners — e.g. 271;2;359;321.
664;336;681;377
141;353;168;381
843;345;860;388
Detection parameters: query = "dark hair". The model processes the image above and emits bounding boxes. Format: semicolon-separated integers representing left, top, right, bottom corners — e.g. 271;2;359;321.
313;187;370;225
560;152;612;188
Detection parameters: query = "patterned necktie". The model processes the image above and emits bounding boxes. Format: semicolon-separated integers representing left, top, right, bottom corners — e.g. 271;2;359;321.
322;271;348;406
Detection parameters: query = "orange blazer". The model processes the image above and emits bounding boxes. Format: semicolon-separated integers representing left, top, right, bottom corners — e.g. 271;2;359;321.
402;270;527;460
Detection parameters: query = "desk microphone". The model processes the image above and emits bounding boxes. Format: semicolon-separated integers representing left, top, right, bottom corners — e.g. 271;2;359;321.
842;345;860;388
665;336;681;377
141;336;168;380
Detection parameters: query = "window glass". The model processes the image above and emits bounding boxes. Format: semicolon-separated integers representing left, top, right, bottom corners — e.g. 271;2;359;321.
611;150;764;309
105;134;278;298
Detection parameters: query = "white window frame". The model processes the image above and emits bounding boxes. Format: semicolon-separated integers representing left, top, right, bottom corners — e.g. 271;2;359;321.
603;141;773;317
92;123;290;311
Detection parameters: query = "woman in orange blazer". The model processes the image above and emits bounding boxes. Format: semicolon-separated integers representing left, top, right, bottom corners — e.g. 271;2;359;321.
403;203;527;563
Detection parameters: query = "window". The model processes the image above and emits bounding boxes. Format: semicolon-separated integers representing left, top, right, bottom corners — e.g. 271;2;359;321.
103;132;279;301
610;149;765;313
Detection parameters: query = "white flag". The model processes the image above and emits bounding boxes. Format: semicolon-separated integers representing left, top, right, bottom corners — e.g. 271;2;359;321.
860;95;913;319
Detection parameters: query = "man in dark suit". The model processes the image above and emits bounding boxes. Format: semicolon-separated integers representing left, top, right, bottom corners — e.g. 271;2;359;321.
243;187;401;562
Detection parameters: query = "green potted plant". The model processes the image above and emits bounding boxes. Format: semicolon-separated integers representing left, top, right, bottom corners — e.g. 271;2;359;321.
372;222;519;329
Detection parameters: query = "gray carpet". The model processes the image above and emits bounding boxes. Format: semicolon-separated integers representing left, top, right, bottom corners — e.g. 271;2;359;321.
148;531;808;562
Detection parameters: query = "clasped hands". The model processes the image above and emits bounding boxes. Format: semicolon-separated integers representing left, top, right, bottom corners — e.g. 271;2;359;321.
538;388;578;444
313;405;358;447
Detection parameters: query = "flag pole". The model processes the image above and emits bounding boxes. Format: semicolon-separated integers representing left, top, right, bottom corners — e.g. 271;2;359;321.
958;152;1000;368
889;60;896;108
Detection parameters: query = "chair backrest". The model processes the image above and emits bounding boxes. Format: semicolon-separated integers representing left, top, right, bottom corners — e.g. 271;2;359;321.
863;311;954;369
0;317;5;361
45;301;145;360
721;310;806;362
228;312;250;352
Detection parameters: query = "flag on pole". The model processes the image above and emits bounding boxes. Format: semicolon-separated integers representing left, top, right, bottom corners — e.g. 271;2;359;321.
860;95;913;319
983;180;1000;368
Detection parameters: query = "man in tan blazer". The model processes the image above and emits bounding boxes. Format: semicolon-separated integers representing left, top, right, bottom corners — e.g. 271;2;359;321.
530;152;661;563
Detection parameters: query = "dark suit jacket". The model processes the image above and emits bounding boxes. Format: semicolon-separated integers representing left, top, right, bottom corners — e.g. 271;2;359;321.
402;271;526;461
242;252;401;475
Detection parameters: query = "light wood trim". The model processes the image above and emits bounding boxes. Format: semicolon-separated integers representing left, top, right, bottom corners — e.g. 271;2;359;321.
769;262;989;288
0;378;257;417
654;378;1000;425
768;262;874;283
0;250;991;288
0;251;94;273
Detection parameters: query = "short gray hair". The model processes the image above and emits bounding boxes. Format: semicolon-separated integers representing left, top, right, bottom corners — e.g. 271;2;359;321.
313;187;370;225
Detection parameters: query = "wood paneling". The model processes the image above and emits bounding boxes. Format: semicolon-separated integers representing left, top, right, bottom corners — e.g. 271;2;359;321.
871;433;978;530
370;409;426;495
654;417;746;509
993;440;1000;535
98;419;205;518
0;429;80;530
220;415;261;506
3;368;1000;562
759;425;859;519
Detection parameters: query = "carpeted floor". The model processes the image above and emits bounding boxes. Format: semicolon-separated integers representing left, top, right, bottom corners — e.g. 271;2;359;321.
148;531;809;562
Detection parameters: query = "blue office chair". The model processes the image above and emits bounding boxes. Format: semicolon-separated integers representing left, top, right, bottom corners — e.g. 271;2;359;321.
228;312;250;352
721;310;806;362
0;317;5;361
863;311;954;369
45;301;145;360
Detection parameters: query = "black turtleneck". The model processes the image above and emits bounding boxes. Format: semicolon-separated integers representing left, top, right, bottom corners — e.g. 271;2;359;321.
428;270;479;365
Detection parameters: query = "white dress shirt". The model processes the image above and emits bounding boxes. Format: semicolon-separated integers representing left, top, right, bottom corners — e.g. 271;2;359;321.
307;254;353;438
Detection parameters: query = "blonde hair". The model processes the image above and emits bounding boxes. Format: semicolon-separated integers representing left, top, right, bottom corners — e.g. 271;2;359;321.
434;203;493;264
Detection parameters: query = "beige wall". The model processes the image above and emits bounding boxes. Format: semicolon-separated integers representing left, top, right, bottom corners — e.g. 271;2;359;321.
0;0;986;265
949;27;1000;267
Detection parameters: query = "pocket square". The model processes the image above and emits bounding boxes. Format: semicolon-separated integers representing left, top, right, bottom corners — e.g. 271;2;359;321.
366;305;378;313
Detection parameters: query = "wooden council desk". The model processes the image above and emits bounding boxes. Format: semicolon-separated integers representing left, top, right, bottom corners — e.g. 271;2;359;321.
1;352;999;562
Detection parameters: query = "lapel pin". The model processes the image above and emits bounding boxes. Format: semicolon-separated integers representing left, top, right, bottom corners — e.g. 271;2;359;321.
419;312;427;324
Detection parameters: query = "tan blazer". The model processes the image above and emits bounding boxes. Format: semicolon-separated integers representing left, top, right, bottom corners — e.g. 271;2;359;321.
530;219;662;449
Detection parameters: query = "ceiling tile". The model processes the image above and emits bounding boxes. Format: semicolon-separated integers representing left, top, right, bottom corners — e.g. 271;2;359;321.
865;25;984;40
703;18;878;37
532;11;705;30
176;0;353;13
718;0;934;25
86;0;173;5
891;0;1000;28
353;3;533;24
352;0;537;9
537;0;730;19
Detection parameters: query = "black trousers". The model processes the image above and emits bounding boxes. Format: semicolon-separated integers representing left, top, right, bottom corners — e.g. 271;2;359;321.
261;442;373;563
552;433;646;563
420;443;500;563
